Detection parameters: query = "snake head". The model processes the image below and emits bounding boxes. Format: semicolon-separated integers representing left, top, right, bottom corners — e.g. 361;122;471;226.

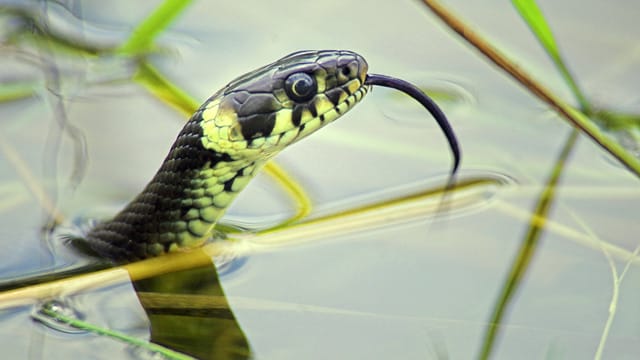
199;50;370;160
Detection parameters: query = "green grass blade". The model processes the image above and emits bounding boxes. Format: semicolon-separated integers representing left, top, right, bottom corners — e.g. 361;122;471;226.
117;0;194;55
36;301;196;360
511;0;591;112
0;81;38;102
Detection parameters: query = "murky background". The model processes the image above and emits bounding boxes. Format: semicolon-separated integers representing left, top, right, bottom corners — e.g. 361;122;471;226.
0;0;638;359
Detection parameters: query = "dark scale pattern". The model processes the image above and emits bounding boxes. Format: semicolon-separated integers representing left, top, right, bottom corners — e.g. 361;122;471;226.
291;104;304;126
85;111;231;262
234;92;282;139
325;88;346;107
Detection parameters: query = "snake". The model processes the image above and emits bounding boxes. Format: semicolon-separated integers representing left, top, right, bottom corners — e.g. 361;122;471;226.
83;50;461;263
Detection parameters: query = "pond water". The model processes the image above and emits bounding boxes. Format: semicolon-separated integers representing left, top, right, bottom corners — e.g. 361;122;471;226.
0;0;638;359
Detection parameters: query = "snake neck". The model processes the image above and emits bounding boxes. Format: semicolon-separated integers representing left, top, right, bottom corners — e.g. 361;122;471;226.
85;112;263;262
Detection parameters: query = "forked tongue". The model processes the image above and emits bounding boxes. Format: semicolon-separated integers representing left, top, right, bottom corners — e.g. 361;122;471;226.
364;74;461;175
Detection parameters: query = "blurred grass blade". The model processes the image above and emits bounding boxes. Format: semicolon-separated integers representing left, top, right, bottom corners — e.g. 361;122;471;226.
511;0;591;112
479;130;578;360
0;81;38;102
595;110;640;130
117;0;193;55
135;61;200;116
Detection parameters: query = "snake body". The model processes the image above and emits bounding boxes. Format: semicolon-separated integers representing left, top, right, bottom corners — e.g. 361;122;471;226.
85;50;370;261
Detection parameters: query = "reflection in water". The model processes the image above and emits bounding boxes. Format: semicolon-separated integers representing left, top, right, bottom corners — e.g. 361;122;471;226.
134;265;251;360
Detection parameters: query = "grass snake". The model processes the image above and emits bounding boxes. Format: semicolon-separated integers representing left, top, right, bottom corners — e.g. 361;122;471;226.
84;50;461;262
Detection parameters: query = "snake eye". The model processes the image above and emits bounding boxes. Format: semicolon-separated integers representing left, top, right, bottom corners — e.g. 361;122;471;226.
284;72;317;102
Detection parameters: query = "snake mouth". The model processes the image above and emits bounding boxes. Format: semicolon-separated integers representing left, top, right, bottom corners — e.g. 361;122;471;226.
364;74;461;173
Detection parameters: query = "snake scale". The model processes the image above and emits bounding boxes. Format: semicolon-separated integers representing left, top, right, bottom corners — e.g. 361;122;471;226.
84;50;461;262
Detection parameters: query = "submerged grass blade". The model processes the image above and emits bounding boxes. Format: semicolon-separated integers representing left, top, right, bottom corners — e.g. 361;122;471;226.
117;0;194;55
262;163;313;229
491;200;633;261
35;301;195;360
478;130;578;360
419;0;640;178
511;0;591;112
2;175;638;310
